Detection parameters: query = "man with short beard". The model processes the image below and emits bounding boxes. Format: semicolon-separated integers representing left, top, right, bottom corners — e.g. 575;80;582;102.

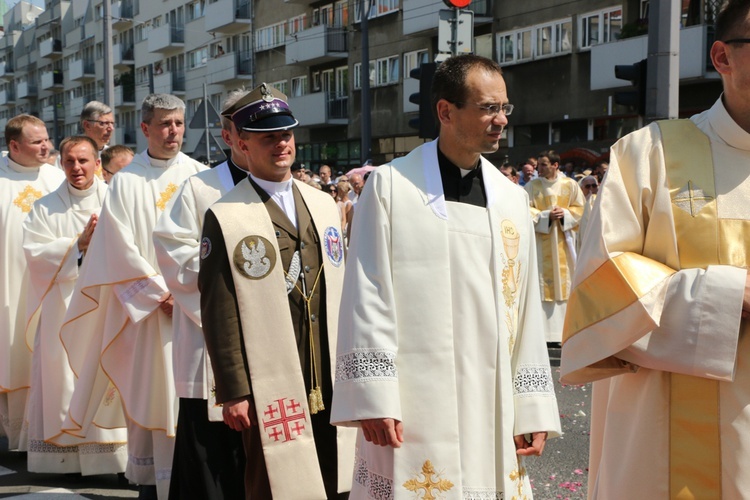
0;115;64;450
60;94;206;499
23;136;127;475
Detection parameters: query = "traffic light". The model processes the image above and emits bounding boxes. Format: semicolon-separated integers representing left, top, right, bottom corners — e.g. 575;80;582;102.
614;59;647;116
408;62;438;139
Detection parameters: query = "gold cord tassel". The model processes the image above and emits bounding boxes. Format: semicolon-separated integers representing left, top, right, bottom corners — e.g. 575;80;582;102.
308;386;325;414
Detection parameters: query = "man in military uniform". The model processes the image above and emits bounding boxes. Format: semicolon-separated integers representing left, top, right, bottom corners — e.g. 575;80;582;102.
198;84;354;500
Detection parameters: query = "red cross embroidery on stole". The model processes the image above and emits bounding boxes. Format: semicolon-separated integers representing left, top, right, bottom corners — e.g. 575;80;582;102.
262;398;307;442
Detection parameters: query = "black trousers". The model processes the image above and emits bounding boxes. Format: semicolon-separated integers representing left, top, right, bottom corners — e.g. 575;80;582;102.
168;398;245;500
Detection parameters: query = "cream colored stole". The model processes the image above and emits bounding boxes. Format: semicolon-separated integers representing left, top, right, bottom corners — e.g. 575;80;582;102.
659;119;748;499
210;179;353;498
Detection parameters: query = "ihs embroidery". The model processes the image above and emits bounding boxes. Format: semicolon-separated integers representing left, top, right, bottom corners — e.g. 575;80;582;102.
500;220;521;352
155;182;178;210
403;460;454;499
509;466;530;500
13;185;43;213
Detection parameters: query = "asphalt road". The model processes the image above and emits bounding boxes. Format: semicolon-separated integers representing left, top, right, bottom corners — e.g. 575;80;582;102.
0;356;591;499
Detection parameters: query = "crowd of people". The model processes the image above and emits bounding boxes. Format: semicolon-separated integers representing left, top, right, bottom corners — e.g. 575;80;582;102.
1;1;749;499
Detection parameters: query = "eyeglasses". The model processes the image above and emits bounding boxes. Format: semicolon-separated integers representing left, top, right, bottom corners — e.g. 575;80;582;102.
453;102;514;117
87;119;115;128
583;183;598;188
723;39;750;44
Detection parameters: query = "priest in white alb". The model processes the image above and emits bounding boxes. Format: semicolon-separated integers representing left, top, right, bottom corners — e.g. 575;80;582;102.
22;136;127;474
524;150;584;343
561;2;750;497
331;55;560;499
0;115;64;450
60;94;206;499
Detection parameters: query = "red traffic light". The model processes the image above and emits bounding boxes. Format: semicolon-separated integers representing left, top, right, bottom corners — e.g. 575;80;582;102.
443;0;471;7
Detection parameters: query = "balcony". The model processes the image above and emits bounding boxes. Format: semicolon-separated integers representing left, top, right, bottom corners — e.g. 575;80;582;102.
115;85;136;107
35;1;68;27
153;70;185;95
148;24;185;53
42;104;64;122
115;127;137;146
17;81;38;99
41;71;64;90
112;0;134;29
403;0;492;35
0;62;14;80
286;25;347;66
68;95;95;120
70;59;96;81
287;91;347;127
113;44;135;68
0;89;16;106
206;51;253;85
590;25;715;91
65;26;86;48
204;0;252;33
39;38;63;59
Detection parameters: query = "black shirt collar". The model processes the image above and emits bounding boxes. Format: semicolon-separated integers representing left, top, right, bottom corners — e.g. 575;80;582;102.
437;145;487;207
227;157;249;186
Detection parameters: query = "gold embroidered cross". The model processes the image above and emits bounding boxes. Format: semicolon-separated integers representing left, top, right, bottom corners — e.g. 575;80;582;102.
403;460;454;500
673;180;713;217
13;185;43;213
156;183;179;210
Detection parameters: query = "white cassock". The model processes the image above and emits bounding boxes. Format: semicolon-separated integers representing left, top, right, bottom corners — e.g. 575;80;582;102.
561;99;750;498
60;151;205;498
22;177;128;474
524;175;584;342
0;156;64;449
331;140;561;499
152;162;235;412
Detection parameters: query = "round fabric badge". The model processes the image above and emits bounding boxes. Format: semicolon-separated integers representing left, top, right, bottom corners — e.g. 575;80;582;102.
233;235;276;279
200;237;212;260
323;226;344;267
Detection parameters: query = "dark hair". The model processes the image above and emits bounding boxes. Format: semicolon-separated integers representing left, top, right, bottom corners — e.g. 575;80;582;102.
101;144;135;168
716;0;750;41
537;150;560;165
431;54;503;122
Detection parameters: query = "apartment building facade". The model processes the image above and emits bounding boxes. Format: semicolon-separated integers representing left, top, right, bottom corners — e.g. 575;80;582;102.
0;0;724;170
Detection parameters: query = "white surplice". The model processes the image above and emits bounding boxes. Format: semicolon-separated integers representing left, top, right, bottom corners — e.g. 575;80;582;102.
0;156;64;449
22;178;128;474
152;162;234;414
524;174;584;343
561;99;750;498
331;140;561;499
60;151;205;497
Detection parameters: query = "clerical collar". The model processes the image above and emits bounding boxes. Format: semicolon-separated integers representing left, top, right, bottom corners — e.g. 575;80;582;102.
437;146;487;207
67;178;99;198
228;157;249;186
249;173;298;229
145;151;180;168
6;156;42;173
708;96;750;152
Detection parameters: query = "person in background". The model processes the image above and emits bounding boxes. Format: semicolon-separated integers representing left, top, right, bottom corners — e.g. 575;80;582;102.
80;101;115;154
0;115;65;451
100;145;135;184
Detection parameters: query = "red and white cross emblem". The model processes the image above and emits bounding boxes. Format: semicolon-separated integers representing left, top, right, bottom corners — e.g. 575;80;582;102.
262;398;307;443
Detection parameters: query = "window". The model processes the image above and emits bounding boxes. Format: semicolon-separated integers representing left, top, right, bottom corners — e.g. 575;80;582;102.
403;49;428;78
187;0;205;21
269;80;288;95
288;14;307;35
187;47;208;69
496;18;572;65
136;65;149;85
354;0;398;22
354;55;398;89
312;71;321;91
291;76;308;97
580;7;622;49
255;22;286;51
135;24;149;43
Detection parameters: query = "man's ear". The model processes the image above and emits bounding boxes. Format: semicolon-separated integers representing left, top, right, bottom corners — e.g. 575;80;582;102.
435;99;452;127
711;41;731;76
